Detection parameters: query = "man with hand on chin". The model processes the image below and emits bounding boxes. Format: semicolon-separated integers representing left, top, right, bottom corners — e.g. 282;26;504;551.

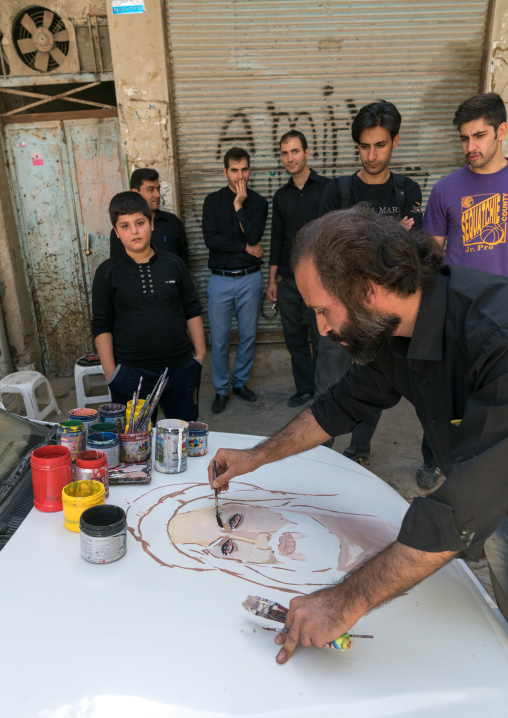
202;147;268;414
208;205;508;663
92;191;205;421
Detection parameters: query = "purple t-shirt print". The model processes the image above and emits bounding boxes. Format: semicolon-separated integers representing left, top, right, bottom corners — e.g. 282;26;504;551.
423;162;508;277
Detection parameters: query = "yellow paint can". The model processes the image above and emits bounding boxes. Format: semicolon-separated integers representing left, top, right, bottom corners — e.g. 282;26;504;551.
62;480;106;533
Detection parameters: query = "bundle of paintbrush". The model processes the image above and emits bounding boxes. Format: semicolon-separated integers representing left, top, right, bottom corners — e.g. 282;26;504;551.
242;595;373;651
127;376;144;434
132;368;169;432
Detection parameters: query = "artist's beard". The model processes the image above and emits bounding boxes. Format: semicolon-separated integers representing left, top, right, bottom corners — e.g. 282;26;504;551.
329;308;401;365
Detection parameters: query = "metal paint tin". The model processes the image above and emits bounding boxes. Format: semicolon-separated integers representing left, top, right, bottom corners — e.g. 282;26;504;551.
75;450;110;498
87;431;120;469
155;419;188;474
68;408;98;435
89;421;118;435
187;422;209;457
80;505;127;564
119;429;150;463
57;420;86;462
98;403;126;433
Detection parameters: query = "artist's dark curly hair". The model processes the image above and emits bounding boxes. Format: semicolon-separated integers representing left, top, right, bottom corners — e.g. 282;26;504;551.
291;203;443;308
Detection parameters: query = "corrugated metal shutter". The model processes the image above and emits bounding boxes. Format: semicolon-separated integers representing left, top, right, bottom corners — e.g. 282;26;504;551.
166;0;490;333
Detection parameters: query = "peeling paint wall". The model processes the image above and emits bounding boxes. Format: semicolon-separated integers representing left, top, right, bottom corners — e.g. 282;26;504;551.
484;0;508;153
107;0;179;212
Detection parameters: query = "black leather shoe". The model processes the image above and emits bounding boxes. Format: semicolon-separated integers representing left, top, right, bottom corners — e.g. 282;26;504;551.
232;385;257;402
211;393;229;414
416;464;441;489
287;391;314;407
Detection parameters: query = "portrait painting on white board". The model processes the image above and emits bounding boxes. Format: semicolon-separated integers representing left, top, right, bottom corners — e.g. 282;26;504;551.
127;481;398;594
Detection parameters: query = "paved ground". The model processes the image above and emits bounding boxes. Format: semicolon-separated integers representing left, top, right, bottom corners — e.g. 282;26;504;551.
46;358;493;598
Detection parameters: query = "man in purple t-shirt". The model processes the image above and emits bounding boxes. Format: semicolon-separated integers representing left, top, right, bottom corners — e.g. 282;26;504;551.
424;93;508;276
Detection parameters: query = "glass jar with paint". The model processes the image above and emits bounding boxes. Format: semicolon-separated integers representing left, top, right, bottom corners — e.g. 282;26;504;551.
57;420;86;462
87;431;120;470
75;449;109;498
98;403;126;433
68;408;98;435
119;428;151;464
31;445;73;512
155;419;188;474
187;422;209;457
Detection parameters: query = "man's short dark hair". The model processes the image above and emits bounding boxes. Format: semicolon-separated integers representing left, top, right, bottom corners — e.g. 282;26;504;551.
109;191;152;226
351;101;402;143
130;168;159;191
291;204;442;310
280;130;308;152
453;93;507;132
224;147;250;169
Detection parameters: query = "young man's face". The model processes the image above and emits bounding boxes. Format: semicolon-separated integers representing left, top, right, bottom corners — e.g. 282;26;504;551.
458;118;507;172
224;158;250;193
280;137;310;176
114;212;152;254
133;179;160;213
357;126;399;177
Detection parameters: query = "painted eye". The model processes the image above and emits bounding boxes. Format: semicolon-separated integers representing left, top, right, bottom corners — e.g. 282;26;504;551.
229;513;242;529
221;538;234;556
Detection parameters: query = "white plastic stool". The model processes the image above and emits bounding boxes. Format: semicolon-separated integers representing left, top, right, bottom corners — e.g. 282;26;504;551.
74;362;111;408
0;371;61;420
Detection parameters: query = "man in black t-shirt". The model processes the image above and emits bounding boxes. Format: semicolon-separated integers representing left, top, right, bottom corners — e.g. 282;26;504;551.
110;168;189;264
317;102;435;483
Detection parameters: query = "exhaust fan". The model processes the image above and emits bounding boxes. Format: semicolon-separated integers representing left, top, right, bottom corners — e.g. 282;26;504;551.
14;7;69;73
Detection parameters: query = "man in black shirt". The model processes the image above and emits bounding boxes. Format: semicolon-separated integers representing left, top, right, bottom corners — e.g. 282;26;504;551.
93;191;205;421
110;168;188;264
202;147;268;414
316;101;432;479
267;130;331;407
208;205;508;661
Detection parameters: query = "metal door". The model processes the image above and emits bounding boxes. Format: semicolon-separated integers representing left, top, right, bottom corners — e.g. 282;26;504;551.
2;116;125;376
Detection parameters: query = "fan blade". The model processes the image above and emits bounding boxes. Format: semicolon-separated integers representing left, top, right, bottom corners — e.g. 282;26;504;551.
17;37;37;54
50;46;66;66
21;13;38;35
43;10;54;29
53;30;69;42
34;50;49;72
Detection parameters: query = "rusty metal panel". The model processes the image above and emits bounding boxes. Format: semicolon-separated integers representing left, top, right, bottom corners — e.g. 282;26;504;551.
2;116;125;376
165;0;490;330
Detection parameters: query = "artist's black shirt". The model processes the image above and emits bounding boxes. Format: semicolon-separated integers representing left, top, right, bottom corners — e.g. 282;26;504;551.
319;172;423;230
91;248;201;370
110;210;189;264
311;265;508;559
269;169;332;278
202;185;268;270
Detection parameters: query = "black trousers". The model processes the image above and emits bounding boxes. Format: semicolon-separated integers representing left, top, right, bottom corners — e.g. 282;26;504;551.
277;275;320;395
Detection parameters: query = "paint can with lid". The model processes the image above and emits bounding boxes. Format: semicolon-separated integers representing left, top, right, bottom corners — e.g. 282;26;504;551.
68;408;98;435
61;480;106;532
155;419;188;474
57;420;86;462
31;445;73;512
98;403;126;433
119;429;150;463
80;505;127;564
87;431;120;469
75;450;109;498
89;421;118;435
187;422;209;457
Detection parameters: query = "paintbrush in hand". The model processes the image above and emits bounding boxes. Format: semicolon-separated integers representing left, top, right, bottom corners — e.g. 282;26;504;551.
213;460;223;528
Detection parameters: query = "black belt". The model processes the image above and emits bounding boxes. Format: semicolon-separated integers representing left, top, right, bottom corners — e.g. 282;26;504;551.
211;266;261;278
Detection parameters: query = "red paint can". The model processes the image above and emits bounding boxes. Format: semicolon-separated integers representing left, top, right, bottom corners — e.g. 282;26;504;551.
75;450;110;498
31;445;73;512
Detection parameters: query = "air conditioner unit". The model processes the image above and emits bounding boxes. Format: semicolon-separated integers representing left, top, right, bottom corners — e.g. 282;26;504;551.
0;1;80;77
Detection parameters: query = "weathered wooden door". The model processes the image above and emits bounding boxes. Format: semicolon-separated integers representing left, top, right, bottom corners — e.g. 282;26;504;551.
2;115;125;376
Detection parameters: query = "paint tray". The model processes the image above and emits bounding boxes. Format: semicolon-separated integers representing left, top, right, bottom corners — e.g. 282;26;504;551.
108;458;152;484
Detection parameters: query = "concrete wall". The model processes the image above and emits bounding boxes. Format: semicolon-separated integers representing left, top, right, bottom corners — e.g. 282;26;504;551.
106;0;180;213
484;0;508;151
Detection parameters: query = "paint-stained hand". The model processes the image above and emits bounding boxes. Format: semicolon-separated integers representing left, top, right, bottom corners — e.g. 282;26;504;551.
274;586;350;664
399;216;414;231
208;448;262;492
